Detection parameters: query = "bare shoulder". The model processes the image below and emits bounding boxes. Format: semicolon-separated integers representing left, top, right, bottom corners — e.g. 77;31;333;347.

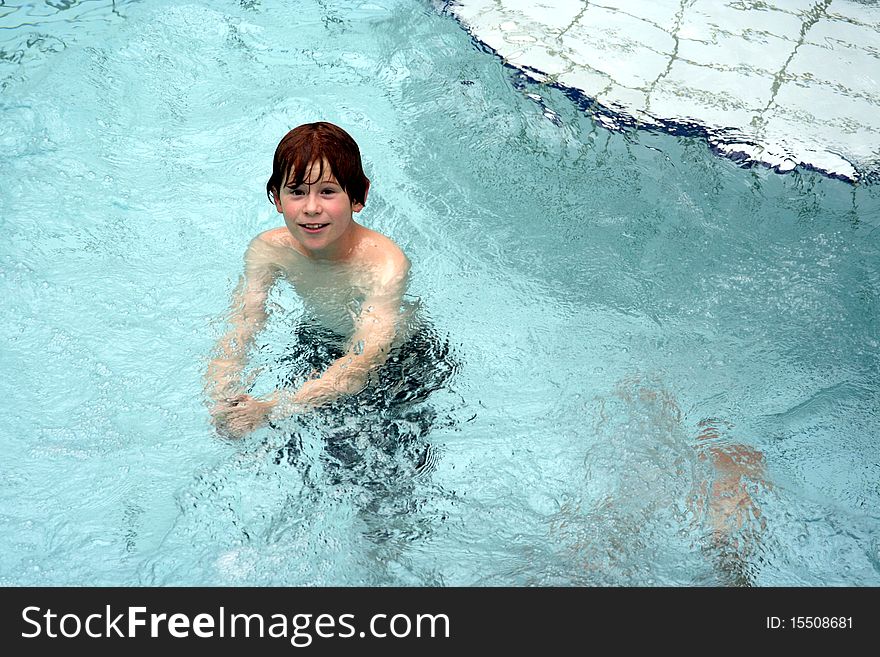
254;227;293;249
355;226;410;282
246;228;292;269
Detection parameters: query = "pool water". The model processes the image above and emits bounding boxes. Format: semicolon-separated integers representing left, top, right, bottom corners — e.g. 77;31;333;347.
2;0;878;586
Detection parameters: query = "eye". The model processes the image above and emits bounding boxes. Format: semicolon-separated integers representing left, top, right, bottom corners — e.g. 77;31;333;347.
287;187;306;196
320;188;337;195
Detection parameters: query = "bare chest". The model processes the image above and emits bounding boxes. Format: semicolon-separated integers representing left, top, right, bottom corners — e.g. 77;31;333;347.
278;261;370;335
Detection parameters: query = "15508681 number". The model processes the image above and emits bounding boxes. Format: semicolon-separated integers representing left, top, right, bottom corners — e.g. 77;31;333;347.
790;617;852;629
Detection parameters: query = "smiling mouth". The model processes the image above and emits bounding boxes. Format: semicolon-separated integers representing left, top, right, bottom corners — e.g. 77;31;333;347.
299;223;329;232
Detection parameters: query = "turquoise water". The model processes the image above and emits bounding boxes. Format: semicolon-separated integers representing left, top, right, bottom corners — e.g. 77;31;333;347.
2;0;878;586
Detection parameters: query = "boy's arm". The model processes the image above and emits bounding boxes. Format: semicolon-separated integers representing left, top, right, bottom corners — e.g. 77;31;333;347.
205;237;278;403
270;253;409;415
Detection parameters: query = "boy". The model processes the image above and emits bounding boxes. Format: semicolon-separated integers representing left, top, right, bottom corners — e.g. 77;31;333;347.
206;122;413;438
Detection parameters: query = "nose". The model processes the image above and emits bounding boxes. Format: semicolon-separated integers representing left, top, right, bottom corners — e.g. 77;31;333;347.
304;189;321;215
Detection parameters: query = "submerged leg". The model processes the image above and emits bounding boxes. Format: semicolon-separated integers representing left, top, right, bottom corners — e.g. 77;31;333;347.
693;418;768;586
612;376;769;585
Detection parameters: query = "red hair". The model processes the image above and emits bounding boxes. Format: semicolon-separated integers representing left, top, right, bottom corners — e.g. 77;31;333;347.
266;122;369;206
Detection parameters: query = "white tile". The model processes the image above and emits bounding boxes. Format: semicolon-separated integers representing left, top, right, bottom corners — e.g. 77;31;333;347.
560;9;673;88
676;30;794;76
558;65;613;93
574;4;677;55
759;111;863;177
505;42;573;78
771;76;880;135
687;0;808;40
788;42;880;98
592;0;684;33
597;84;654;122
562;43;670;89
806;12;880;50
824;1;880;31
658;58;772;111
511;0;588;36
648;87;756;130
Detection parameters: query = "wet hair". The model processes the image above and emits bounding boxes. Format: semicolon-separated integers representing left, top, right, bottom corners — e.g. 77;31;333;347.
266;122;369;206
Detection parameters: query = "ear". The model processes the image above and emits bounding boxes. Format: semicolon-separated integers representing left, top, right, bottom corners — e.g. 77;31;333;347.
271;189;283;213
352;179;370;213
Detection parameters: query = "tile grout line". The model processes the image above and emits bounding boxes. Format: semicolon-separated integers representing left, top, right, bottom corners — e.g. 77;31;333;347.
750;0;834;155
643;0;692;120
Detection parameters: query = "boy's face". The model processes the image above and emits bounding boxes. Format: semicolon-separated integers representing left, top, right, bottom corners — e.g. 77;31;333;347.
273;159;366;257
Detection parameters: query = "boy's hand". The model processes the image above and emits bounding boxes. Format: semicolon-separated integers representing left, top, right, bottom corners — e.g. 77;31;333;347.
211;394;275;438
